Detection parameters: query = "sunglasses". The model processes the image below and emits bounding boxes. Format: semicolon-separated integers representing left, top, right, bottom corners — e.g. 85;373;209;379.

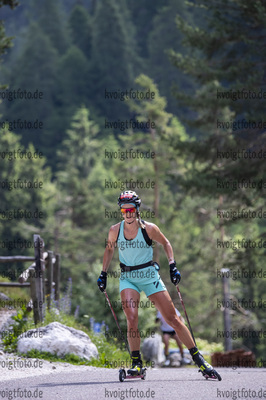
120;207;136;214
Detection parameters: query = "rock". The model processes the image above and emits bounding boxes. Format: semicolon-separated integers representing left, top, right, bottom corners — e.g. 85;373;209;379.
0;293;10;302
17;322;98;361
0;309;18;333
141;333;165;366
169;352;181;367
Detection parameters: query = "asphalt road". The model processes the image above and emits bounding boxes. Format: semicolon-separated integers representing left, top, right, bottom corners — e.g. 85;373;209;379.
1;367;266;400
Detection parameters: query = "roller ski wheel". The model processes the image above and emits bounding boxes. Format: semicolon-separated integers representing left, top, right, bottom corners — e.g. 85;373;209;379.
119;367;147;381
119;369;126;382
141;368;147;380
199;369;222;381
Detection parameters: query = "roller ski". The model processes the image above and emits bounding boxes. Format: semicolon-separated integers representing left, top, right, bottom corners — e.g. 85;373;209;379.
119;357;147;382
190;347;222;381
119;367;147;382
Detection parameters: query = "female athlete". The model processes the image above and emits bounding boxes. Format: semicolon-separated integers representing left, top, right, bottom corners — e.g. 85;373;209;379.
97;190;220;380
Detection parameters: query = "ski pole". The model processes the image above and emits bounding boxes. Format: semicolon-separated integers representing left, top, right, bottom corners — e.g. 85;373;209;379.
176;285;197;346
104;290;131;355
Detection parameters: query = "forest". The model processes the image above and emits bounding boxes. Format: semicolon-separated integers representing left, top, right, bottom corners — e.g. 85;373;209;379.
0;0;266;360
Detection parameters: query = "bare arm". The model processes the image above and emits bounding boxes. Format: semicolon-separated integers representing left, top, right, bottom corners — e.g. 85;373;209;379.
145;222;174;263
102;223;120;272
146;222;181;285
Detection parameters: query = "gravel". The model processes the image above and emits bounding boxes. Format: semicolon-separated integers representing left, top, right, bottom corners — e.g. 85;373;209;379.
0;349;98;382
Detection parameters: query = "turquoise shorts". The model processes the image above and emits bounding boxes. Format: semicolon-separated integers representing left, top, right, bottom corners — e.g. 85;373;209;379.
119;265;166;297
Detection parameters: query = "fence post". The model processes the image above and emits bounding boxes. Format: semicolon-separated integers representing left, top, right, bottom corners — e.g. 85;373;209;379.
54;254;61;308
33;234;44;324
29;267;37;315
47;251;53;310
0;235;60;324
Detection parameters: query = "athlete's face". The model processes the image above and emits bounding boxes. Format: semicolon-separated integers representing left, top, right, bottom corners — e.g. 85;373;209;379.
121;204;137;223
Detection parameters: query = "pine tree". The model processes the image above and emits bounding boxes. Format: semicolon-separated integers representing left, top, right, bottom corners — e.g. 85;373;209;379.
57;107;100;193
4;23;59;159
37;0;70;55
56;45;90;141
170;0;266;126
90;0;137;123
147;0;192;115
112;0;143;74
68;4;92;57
168;0;266;355
55;107;118;325
0;0;18;88
127;0;167;57
0;128;56;265
169;0;266;212
56;106;104;244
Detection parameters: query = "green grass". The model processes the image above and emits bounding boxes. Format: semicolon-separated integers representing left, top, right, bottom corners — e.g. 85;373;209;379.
2;304;130;368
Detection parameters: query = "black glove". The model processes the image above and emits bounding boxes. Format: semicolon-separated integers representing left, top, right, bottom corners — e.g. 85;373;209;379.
97;271;107;292
169;262;181;285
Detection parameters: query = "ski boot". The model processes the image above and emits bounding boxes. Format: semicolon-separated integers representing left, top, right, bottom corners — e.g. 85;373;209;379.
127;356;143;376
190;347;222;381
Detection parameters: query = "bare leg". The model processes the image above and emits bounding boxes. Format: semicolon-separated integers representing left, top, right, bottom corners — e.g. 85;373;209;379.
120;288;140;352
149;290;195;349
162;333;170;356
173;332;184;357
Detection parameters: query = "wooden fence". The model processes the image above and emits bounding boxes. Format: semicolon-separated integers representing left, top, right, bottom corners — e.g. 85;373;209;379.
0;234;60;324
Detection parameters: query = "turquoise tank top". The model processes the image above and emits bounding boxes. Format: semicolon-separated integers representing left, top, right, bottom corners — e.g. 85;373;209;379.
117;221;153;266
